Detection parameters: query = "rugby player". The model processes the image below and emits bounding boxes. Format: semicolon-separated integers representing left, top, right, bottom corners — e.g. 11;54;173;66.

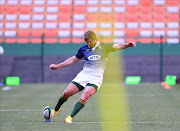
50;30;136;123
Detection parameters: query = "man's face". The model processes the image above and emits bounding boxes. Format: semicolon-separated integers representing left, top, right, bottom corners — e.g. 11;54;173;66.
85;39;97;48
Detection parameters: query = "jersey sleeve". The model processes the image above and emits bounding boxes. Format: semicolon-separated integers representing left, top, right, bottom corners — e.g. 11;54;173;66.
75;47;84;59
104;43;116;53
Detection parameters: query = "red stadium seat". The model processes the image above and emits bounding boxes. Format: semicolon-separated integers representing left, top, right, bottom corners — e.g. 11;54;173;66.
114;14;125;21
17;30;30;43
125;38;137;43
139;38;152;44
31;30;44;37
126;15;138;22
74;6;86;13
127;6;139;13
59;6;72;13
17;39;29;43
86;14;98;21
153;38;166;43
59;14;71;21
59;38;71;44
6;6;18;14
6;38;16;43
153;14;165;22
101;38;112;43
0;6;5;13
126;30;139;37
44;38;57;43
72;38;83;43
167;0;178;5
140;14;152;21
44;30;57;37
140;0;152;6
0;38;4;43
154;6;165;13
140;7;152;14
30;38;42;44
100;14;113;21
18;30;30;37
20;6;32;14
167;13;179;21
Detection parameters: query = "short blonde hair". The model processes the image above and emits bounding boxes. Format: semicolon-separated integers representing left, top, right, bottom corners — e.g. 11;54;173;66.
84;30;98;42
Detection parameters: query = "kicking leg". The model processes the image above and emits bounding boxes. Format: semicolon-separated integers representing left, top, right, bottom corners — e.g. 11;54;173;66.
65;86;96;123
54;82;83;116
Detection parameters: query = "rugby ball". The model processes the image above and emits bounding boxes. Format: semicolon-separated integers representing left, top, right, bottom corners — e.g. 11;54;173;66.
43;106;54;120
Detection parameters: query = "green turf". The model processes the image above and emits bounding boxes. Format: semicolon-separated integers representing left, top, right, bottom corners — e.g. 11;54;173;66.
0;83;180;131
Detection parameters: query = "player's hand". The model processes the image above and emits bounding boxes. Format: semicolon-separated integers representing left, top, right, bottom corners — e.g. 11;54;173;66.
128;42;136;47
50;64;58;70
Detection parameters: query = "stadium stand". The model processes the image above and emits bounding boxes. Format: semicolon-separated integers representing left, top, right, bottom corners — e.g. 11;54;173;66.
0;0;179;44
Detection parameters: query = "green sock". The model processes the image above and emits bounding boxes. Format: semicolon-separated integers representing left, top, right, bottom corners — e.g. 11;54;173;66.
70;99;86;118
55;97;67;111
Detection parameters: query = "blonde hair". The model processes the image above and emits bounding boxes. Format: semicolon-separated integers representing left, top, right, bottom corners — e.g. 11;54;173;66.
84;30;98;42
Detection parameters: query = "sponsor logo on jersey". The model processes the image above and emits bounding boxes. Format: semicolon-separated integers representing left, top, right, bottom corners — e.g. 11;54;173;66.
88;55;101;61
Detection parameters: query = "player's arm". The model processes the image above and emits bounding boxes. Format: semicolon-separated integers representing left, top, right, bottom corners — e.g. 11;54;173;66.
113;42;136;50
50;56;80;70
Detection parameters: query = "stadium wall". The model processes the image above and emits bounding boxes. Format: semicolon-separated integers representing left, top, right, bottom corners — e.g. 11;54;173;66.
0;43;180;83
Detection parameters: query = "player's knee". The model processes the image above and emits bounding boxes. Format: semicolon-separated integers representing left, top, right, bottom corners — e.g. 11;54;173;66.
82;91;91;100
62;91;71;99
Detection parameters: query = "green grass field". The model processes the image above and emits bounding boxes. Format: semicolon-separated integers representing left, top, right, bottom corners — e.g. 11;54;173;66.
0;83;180;131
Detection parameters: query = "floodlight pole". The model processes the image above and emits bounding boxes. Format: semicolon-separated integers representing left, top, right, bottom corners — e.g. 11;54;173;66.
41;34;44;83
160;35;163;82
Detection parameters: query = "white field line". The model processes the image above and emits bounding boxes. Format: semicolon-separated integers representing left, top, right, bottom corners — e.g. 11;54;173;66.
1;121;180;125
0;109;42;111
0;109;65;111
0;94;179;97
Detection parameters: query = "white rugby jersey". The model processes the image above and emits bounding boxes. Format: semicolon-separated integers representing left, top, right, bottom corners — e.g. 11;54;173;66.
75;41;116;78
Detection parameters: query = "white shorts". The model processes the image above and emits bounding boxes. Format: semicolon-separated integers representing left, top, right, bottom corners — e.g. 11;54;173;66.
72;70;103;91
